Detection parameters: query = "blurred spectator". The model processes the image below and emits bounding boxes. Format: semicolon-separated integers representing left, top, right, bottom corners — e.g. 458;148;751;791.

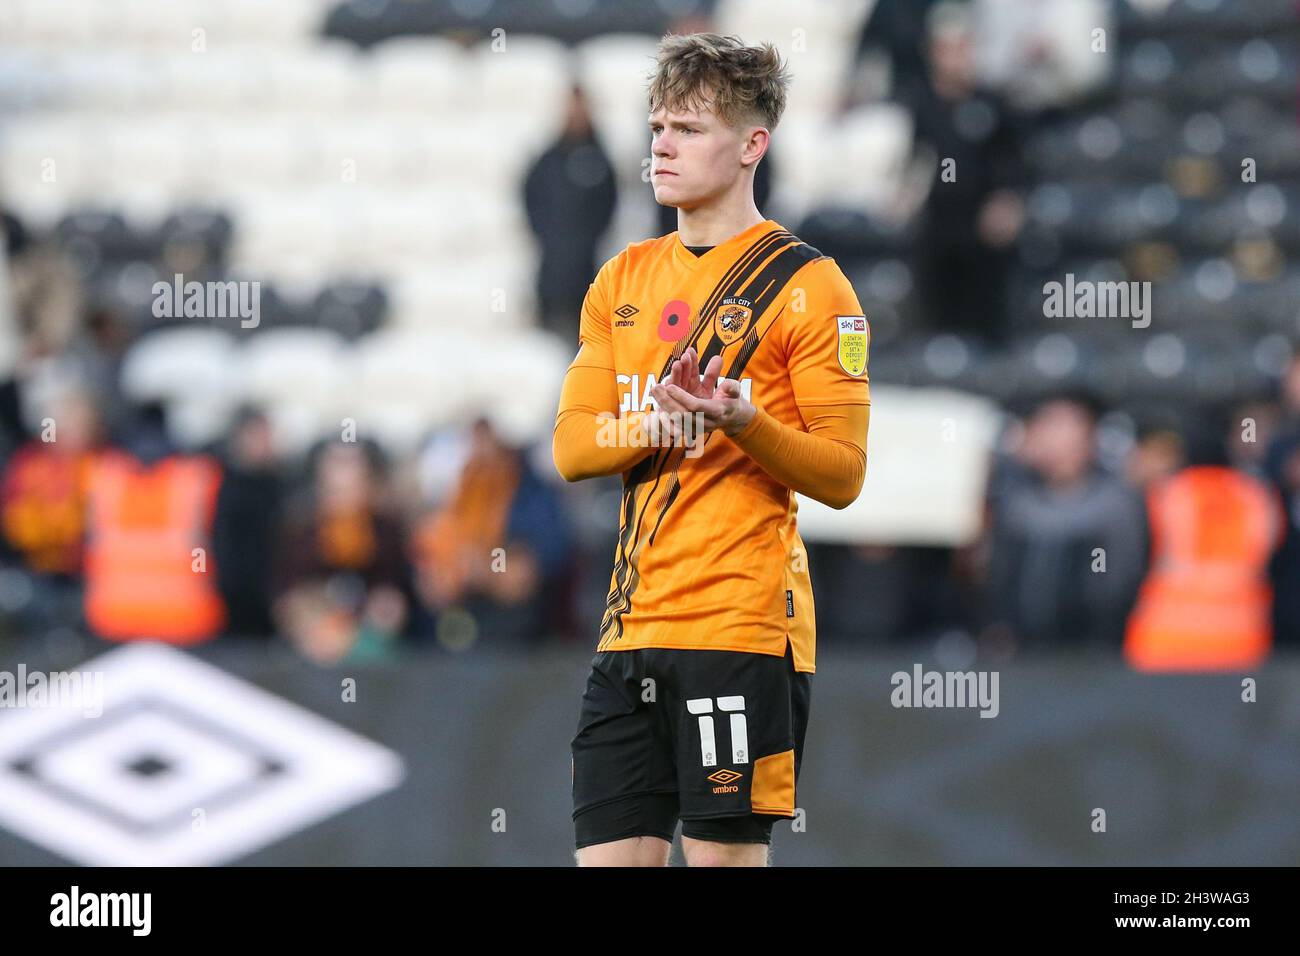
1279;353;1300;421
1126;417;1284;670
1266;430;1300;646
980;393;1146;653
271;439;411;664
0;377;26;469
1126;423;1187;491
82;402;227;644
0;389;101;637
853;0;949;112
909;1;1025;343
1227;397;1280;479
61;306;133;440
212;407;284;638
1264;356;1300;646
814;542;968;644
0;210;19;386
1;208;84;365
412;417;574;650
524;84;618;345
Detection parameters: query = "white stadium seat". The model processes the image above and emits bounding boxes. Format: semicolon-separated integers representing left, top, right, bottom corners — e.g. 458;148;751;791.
199;0;325;47
22;51;168;112
711;0;869;129
351;329;483;454
120;327;239;403
461;329;571;447
240;326;348;403
2;0;112;49
120;0;210;50
163;49;275;113
239;327;351;455
266;43;365;114
387;270;532;332
209;120;319;190
106;118;197;196
774;104;913;221
468;35;574;154
716;0;872;59
794;386;1004;547
227;187;375;286
0;116;117;217
0;50;54;111
368;36;469;115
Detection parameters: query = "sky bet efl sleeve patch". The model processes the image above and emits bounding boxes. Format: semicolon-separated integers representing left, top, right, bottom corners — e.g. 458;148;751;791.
836;315;869;376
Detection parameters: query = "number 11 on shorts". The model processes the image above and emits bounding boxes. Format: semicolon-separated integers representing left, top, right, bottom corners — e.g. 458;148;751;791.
687;696;748;767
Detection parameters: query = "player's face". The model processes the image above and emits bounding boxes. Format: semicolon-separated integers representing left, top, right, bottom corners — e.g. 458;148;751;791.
648;102;756;211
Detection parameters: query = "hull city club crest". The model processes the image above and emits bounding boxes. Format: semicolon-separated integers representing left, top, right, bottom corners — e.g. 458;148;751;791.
713;296;754;345
837;315;869;376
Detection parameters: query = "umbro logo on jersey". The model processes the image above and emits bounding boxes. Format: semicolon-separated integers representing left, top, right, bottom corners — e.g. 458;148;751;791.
614;303;639;318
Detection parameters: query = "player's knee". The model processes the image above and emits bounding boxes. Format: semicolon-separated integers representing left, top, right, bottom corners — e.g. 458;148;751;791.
682;839;769;867
576;836;670;867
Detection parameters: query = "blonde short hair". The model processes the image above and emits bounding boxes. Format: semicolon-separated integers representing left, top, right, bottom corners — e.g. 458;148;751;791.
647;33;792;131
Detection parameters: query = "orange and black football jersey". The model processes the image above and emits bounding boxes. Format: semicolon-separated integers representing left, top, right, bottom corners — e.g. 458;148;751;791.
553;218;871;673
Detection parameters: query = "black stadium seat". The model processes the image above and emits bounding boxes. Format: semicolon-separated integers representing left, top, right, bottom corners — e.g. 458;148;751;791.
158;209;234;272
311;281;389;339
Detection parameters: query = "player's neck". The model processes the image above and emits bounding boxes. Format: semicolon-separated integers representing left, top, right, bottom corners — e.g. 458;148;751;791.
675;192;766;248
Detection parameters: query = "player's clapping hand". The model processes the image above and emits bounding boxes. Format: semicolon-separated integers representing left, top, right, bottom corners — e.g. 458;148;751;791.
649;346;756;441
644;346;713;446
663;346;718;400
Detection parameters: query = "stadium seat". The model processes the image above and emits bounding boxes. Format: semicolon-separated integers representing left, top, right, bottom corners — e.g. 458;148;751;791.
157;208;235;271
266;42;365;114
775;105;912;220
366;35;468;114
119;326;239;404
239;327;351;453
387;265;533;332
206;0;326;47
468;35;572;148
351;328;485;453
162;49;275;113
460;329;571;447
2;0;109;49
53;209;134;262
311;281;388;339
793;384;1003;547
715;0;866;123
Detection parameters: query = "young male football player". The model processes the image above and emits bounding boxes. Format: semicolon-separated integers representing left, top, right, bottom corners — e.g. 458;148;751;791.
553;33;871;866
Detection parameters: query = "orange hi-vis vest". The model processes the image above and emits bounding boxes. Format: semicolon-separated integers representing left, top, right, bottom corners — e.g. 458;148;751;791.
1124;466;1283;672
84;451;227;643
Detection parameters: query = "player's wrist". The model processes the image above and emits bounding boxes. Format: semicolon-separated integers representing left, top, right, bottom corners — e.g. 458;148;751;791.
724;403;762;440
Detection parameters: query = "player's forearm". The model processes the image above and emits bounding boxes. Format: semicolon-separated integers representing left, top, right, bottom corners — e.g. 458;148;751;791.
553;409;657;482
553;364;660;481
729;404;869;510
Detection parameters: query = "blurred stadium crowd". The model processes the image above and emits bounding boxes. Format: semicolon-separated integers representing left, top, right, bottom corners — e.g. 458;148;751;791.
0;0;1297;669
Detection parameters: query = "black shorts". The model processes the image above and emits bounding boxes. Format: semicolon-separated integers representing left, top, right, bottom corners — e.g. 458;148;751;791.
571;639;812;850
